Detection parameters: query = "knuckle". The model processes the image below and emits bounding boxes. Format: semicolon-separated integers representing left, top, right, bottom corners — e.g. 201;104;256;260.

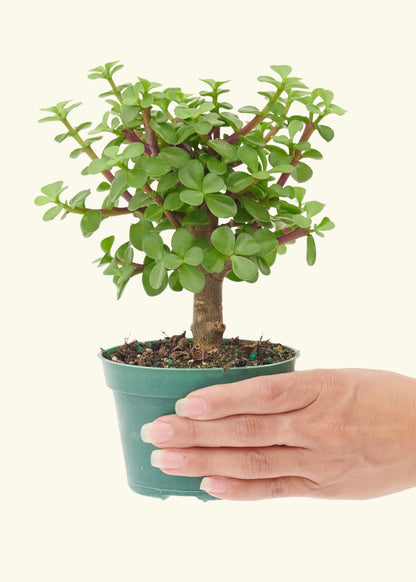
233;415;262;443
258;377;280;410
241;449;271;478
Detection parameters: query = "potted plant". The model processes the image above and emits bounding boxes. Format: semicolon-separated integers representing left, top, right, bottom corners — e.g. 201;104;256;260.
36;61;344;500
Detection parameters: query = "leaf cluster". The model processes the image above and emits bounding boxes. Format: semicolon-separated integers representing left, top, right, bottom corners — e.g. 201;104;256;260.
37;61;344;297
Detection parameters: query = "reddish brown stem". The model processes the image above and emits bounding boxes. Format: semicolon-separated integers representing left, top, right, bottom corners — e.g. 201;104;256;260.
122;129;152;156
277;122;315;187
142;107;159;155
225;115;263;144
277;227;309;245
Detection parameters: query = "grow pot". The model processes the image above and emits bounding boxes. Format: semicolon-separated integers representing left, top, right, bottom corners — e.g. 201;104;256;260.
99;342;299;501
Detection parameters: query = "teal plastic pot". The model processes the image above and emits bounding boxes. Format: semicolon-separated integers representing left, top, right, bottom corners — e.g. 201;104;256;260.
99;342;299;501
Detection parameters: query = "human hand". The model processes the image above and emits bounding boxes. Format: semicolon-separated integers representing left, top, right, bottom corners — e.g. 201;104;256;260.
140;369;416;501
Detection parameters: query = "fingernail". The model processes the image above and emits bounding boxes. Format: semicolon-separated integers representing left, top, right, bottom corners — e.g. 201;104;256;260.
141;422;173;444
175;397;206;418
150;450;183;469
200;477;228;494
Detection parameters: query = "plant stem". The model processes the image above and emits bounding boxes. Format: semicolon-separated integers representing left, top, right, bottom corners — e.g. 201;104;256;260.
108;77;123;102
277;226;309;245
62;119;132;202
277;122;315;187
141;107;159;155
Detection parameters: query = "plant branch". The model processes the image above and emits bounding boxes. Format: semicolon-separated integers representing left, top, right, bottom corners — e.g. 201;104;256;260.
116;257;145;273
141;107;159;155
122;129;152;156
276;226;309;245
62;119;132;202
277;122;315;187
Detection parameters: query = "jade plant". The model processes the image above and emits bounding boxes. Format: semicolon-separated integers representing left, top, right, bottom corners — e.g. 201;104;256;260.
36;61;345;352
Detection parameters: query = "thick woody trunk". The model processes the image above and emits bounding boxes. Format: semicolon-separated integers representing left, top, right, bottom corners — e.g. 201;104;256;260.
189;220;226;352
191;274;225;352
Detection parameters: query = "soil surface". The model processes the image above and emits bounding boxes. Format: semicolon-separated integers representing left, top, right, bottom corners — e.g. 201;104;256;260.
101;332;296;370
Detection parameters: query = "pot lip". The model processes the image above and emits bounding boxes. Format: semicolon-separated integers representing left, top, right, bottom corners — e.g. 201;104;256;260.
98;339;300;372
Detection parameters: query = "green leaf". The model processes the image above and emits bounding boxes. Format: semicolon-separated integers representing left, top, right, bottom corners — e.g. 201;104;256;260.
179;189;204;205
328;104;347;116
288;120;303;140
171;228;193;256
126;169;147;189
240;197;270;222
184;246;204;266
163;191;184;211
40;181;66;202
144;204;164;221
169;270;183;292
178;160;204;190
194;120;212;134
317;125;334;142
202;247;225;273
121;105;140;125
235;233;261;256
252;229;278;255
304;201;325;218
175;126;196;144
150;261;167;289
207;139;239;162
130;220;153;250
302;149;323;160
158;170;179;194
163;251;182;270
109;170;127;202
227;172;255;193
316;217;335;231
211;226;235;256
256;256;271;276
80;210;102;237
159;147;190;168
231;255;258;281
270;65;292;79
205;193;237;218
69;189;91;209
42;205;62;221
292;215;312;228
142;264;168;296
238;105;261;114
121;142;145;160
143;232;164;260
207;157;228;175
202;173;225;194
179;264;205;293
69;147;84;159
88;158;109;174
271;164;294;174
144;157;171;177
306;235;317;266
128;191;152;211
97;181;111;192
181;210;210;226
34;196;50;206
152;122;177;144
291;162;313;183
100;235;115;253
238;144;258;172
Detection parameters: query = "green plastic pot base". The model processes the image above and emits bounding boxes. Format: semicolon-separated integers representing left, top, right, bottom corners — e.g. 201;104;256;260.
127;482;217;502
100;340;299;501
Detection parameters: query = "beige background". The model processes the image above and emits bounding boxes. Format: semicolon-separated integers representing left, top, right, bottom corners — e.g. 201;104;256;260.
1;0;416;580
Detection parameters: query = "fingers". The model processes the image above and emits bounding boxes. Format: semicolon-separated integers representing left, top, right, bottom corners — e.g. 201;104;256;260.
199;475;319;501
175;369;325;420
150;445;312;480
141;412;303;448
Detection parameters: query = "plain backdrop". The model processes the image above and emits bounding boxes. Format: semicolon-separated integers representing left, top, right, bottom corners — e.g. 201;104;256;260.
2;0;415;580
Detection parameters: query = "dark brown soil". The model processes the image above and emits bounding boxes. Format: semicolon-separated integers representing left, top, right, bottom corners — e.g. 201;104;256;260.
101;332;296;371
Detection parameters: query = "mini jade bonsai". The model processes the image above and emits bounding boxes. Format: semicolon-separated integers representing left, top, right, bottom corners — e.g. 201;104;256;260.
37;61;344;360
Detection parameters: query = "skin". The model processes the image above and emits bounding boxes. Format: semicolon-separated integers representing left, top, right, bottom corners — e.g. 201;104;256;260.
140;369;416;501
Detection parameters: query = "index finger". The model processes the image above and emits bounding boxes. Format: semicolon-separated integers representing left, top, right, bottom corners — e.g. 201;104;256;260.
175;369;324;420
